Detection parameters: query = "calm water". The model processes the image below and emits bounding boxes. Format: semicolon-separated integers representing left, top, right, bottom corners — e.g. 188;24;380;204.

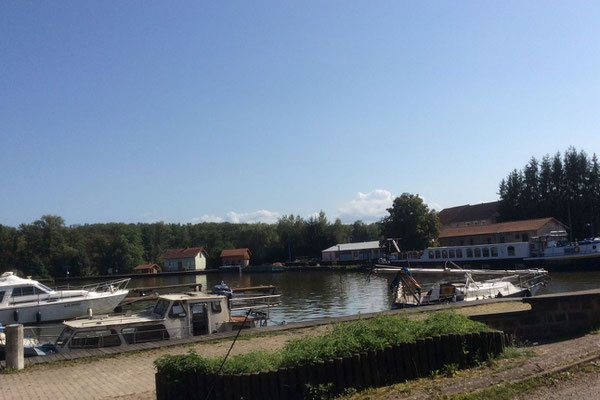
89;269;600;324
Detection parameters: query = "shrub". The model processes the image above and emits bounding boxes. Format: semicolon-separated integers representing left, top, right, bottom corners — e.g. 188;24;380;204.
154;311;491;376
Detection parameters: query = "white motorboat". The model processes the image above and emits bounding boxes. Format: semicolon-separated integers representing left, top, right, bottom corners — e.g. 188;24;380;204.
0;272;130;325
390;266;548;308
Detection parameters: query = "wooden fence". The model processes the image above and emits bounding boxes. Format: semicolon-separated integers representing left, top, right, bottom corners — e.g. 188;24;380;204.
156;331;507;400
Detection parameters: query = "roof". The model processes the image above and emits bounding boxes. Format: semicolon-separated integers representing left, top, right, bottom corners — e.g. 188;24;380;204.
439;217;565;238
134;264;160;271
162;247;206;259
438;201;499;226
322;240;381;253
220;248;252;258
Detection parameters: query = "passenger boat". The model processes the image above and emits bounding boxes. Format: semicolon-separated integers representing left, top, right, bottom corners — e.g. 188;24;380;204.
386;231;600;270
390;265;548;308
0;272;130;325
10;286;279;356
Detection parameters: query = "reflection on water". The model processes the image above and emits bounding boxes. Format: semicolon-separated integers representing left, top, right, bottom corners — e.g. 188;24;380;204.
55;270;600;324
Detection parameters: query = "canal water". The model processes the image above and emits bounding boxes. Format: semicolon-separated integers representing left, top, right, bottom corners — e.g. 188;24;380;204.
105;269;600;324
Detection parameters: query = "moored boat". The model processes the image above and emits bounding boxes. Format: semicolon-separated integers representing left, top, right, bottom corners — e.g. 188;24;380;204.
386;231;600;270
0;272;130;325
11;285;279;356
390;266;548;308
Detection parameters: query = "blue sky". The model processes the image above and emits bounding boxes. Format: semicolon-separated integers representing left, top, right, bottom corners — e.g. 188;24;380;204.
2;1;600;226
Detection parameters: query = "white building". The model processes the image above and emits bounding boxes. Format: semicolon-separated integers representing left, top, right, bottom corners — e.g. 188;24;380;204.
162;247;208;271
321;241;383;262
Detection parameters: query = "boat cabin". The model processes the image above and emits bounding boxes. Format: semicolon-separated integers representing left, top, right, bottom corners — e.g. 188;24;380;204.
0;273;56;307
52;292;238;352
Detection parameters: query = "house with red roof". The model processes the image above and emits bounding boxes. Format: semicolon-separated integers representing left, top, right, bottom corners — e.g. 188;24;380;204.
438;217;568;246
134;264;161;274
220;248;252;269
162;247;209;271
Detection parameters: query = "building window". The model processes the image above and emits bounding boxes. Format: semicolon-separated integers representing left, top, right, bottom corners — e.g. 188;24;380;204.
507;246;515;256
487;237;492;244
515;233;520;239
522;233;529;242
469;239;474;245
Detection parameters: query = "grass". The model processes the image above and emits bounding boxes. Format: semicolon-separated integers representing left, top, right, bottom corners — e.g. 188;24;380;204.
154;311;491;378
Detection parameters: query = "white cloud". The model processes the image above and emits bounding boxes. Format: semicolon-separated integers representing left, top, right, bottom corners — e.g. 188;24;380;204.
191;215;225;223
337;189;394;223
226;209;281;224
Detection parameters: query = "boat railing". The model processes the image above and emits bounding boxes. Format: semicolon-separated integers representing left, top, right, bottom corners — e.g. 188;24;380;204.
230;294;280;319
81;278;131;293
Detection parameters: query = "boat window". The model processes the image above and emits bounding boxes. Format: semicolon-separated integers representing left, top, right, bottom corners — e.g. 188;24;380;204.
169;301;187;318
508;246;515;256
441;250;448;258
428;251;434;259
449;250;455;258
152;299;170;318
466;248;473;258
70;329;120;349
0;291;4;303
456;249;463;258
491;247;498;257
482;248;489;257
37;283;53;293
435;250;441;259
474;248;481;257
122;325;169;344
211;301;222;313
11;286;35;297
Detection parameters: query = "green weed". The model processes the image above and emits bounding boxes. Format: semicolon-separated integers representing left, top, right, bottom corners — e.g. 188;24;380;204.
155;312;491;376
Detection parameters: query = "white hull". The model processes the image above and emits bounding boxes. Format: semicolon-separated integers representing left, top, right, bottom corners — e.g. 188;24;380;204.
0;291;128;325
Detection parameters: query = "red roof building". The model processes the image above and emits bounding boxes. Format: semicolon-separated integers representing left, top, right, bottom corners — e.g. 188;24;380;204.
134;264;161;274
162;247;208;271
439;217;567;246
220;248;251;268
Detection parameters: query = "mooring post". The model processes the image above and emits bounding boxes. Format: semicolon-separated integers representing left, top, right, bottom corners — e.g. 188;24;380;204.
6;324;24;370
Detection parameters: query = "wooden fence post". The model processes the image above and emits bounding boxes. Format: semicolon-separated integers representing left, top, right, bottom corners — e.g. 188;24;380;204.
352;353;364;389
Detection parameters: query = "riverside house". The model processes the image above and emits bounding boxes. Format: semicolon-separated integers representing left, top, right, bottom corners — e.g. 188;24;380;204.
162;247;208;271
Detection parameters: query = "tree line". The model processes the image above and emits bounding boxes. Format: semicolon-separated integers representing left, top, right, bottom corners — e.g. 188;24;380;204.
0;213;381;278
498;147;600;240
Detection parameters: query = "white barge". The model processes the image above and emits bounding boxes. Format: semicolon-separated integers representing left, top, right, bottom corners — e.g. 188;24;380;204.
386;231;600;270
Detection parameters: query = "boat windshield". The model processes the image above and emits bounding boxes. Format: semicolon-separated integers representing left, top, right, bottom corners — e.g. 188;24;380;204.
37;283;53;293
152;299;170;318
56;327;74;347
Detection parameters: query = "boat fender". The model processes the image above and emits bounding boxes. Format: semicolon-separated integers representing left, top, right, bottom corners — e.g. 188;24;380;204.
36;311;42;323
13;309;18;322
87;307;93;318
574;246;580;254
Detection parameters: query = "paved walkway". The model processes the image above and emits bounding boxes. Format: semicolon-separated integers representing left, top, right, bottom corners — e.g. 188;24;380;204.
0;326;322;400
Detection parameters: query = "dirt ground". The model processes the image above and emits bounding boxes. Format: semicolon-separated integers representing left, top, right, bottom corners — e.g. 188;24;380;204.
347;332;600;400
